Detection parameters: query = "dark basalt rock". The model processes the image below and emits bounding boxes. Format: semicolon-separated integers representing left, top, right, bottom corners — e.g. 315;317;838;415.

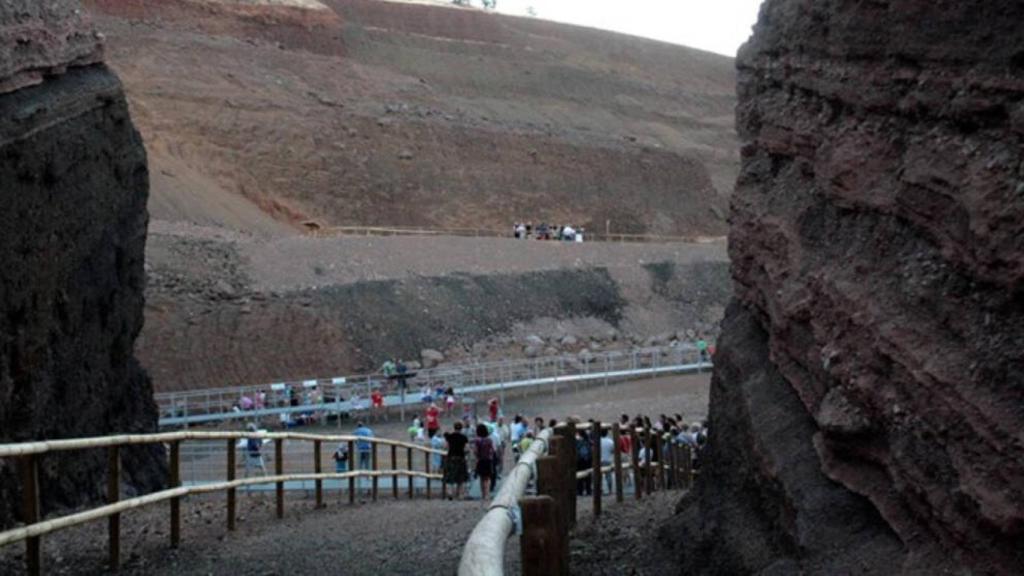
0;2;164;527
670;1;1024;574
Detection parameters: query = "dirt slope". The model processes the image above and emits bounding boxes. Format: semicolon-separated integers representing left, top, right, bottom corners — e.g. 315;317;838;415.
84;0;737;236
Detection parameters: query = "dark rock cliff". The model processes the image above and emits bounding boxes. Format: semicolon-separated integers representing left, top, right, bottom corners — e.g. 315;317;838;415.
0;1;164;527
669;1;1024;574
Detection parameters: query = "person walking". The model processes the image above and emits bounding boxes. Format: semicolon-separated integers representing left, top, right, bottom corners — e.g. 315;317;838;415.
575;429;593;496
425;401;441;437
443;422;470;500
243;423;267;479
600;427;615;494
473;423;497;500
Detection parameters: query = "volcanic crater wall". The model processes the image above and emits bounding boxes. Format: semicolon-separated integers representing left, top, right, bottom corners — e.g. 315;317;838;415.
670;1;1024;574
0;1;163;526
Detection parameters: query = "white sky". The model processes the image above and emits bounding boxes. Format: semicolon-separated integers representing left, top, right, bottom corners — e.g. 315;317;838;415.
492;0;765;57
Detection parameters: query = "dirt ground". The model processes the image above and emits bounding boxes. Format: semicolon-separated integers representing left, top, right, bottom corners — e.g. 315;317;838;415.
83;0;737;238
0;374;705;575
139;226;729;392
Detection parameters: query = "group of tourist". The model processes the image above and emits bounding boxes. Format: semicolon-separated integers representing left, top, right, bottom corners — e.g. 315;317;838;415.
512;221;584;242
238;399;709;503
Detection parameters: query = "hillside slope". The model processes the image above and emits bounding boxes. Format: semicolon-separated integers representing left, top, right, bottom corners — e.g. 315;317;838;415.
84;0;737;236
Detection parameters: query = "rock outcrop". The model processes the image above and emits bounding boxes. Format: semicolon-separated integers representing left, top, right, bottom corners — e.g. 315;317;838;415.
670;1;1024;574
0;0;163;527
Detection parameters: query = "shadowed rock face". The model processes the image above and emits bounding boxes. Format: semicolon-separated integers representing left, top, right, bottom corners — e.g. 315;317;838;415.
0;1;163;527
669;1;1024;574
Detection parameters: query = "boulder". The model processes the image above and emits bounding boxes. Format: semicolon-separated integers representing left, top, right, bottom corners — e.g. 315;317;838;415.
420;348;445;369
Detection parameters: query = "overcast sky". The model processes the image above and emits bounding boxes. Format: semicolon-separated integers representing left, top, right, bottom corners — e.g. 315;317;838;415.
493;0;765;57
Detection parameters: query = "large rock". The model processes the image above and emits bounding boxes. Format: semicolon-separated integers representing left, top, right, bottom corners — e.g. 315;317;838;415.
420;348;445;369
0;0;163;527
672;1;1024;574
0;0;104;94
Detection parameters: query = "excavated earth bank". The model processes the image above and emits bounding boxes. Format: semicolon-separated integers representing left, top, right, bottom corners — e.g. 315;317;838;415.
667;1;1024;574
0;1;163;527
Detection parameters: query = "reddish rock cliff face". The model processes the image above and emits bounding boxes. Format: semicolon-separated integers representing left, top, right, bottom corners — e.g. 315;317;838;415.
0;0;163;526
670;1;1024;574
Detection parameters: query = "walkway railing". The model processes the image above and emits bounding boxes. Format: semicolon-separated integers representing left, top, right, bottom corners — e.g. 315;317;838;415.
459;420;694;576
0;431;444;576
310;225;724;245
156;345;712;428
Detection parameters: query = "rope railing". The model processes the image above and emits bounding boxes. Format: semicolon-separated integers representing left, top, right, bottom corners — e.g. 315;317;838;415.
0;430;445;576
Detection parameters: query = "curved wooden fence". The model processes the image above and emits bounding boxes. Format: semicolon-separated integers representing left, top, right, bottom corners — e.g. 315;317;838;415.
458;420;694;576
0;431;444;576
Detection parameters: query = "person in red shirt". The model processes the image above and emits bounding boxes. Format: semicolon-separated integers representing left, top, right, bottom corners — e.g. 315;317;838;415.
488;398;499;422
425;402;441;435
371;389;387;422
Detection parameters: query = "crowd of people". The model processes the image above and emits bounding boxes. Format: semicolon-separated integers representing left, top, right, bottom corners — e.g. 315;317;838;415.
239;391;709;502
512;221;584;242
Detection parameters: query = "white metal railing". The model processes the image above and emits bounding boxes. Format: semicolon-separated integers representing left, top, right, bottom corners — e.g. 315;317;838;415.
156;345;712;428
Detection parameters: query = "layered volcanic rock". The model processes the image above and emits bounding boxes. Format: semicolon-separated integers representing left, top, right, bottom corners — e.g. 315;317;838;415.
0;0;104;93
0;0;163;527
669;1;1024;574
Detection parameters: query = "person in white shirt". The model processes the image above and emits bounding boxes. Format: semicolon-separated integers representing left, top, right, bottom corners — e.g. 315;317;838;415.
562;225;576;241
599;428;616;494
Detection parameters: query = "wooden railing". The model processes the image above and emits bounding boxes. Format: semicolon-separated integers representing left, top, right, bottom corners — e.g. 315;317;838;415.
0;431;444;576
458;420;694;576
311;225;724;245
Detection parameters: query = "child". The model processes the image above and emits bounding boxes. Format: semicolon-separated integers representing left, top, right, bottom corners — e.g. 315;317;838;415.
333;442;350;473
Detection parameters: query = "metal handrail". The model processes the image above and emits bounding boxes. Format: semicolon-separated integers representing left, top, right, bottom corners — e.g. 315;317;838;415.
310;225;724;245
154;345;712;427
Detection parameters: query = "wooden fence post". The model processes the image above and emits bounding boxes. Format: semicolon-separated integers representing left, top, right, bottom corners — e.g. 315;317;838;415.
407;447;414;498
644;425;654;494
425;449;432;500
612;423;624;504
562;422;577;527
108;445;121;571
275;439;284;518
681;444;693;490
536;452;568;575
314;440;324;508
391;445;399;499
630;427;642;500
519;496;564;576
226;439;236;531
20;455;41;576
656;433;667;490
169;441;181;548
591;421;602;517
371;442;379;501
348;439;356;504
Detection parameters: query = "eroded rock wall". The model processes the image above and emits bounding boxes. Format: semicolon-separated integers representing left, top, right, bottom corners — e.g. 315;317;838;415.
0;1;163;526
671;1;1024;574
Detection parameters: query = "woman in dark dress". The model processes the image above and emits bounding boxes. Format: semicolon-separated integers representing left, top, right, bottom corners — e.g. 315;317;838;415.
443;422;470;500
473;423;496;500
